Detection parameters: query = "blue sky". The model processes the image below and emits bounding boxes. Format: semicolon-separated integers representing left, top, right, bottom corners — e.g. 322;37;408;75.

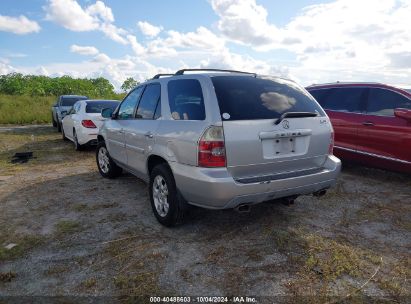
0;0;410;89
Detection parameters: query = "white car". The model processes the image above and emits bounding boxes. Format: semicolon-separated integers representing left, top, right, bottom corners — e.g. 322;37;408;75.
62;99;120;150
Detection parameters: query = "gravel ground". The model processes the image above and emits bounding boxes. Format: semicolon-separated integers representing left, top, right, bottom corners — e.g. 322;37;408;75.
0;125;410;303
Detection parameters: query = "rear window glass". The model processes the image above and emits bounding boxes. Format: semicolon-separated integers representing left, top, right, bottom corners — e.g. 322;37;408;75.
86;101;119;113
61;97;87;106
212;76;324;120
168;79;205;120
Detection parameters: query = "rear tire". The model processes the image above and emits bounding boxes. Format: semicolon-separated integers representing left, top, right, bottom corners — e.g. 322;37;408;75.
62;127;68;141
96;141;122;179
52;114;57;127
57;121;61;132
149;164;187;227
73;130;84;151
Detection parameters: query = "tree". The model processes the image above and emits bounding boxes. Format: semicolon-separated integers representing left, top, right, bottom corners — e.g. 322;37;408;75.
121;77;139;92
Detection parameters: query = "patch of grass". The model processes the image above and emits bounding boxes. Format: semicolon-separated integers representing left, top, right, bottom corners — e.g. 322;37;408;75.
376;257;410;300
285;232;383;302
0;271;16;282
72;203;88;212
55;220;82;235
82;277;97;289
44;264;70;276
0;235;44;261
114;272;159;296
0;94;56;124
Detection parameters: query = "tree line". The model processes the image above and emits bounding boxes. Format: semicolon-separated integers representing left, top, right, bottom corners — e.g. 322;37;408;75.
0;73;140;98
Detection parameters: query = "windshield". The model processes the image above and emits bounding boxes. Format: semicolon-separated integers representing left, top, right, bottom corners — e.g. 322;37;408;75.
85;101;119;113
212;76;325;120
61;96;87;107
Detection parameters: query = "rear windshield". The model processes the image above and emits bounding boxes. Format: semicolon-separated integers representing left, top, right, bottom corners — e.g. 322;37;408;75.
61;97;87;107
86;101;119;113
212;76;325;120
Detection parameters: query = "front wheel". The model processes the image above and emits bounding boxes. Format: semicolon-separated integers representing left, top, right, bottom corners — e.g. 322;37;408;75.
96;141;123;178
149;164;187;226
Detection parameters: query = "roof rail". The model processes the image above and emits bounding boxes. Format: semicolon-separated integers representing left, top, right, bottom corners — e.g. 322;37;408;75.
174;68;256;77
152;73;174;79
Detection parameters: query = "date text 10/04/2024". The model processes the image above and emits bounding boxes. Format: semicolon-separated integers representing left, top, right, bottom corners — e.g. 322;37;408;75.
150;297;258;303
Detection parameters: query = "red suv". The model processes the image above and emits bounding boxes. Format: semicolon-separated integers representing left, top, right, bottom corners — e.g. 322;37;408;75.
306;83;411;173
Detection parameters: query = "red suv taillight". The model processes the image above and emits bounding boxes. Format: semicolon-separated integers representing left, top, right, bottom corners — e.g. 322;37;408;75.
198;126;226;167
81;120;97;128
329;130;334;154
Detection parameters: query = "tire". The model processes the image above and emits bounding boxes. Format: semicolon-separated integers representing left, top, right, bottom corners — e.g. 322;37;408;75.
57;121;61;132
73;129;84;151
96;141;123;179
62;127;68;141
52;114;57;127
149;163;187;227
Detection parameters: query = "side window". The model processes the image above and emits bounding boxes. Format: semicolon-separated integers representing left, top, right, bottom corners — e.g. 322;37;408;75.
367;88;411;116
309;89;331;107
136;84;161;119
320;88;366;112
118;86;144;119
168;79;205;120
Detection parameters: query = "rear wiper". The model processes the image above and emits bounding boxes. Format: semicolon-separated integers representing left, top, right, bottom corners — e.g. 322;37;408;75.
275;112;318;125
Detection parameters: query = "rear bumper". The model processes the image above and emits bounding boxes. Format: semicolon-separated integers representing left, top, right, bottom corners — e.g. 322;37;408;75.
170;155;341;209
77;129;99;145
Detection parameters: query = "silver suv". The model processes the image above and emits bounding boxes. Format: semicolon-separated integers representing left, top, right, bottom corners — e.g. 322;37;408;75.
96;69;341;226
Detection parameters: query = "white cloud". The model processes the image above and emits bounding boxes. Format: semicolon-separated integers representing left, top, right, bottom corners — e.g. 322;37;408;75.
70;44;99;56
211;0;280;46
44;0;98;31
0;15;40;34
44;0;128;44
86;0;114;23
138;21;163;37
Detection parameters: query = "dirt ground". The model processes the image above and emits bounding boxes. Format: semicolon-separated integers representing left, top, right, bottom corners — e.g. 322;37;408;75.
0;125;410;303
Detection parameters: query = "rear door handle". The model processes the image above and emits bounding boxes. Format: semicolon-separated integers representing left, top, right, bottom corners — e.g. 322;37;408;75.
145;132;154;138
362;121;374;126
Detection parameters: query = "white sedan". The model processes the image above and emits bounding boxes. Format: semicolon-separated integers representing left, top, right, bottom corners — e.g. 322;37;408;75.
62;99;120;150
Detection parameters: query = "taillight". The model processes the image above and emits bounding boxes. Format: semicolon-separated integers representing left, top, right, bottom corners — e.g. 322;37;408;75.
81;120;97;128
328;130;334;154
198;126;226;168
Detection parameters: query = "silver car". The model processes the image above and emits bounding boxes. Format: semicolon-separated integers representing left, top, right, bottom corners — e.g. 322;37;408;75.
96;69;341;226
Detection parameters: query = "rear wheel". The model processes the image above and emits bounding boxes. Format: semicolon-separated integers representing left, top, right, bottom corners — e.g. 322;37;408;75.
61;127;68;141
96;141;122;178
57;121;61;132
149;164;186;226
73;129;84;151
52;114;57;127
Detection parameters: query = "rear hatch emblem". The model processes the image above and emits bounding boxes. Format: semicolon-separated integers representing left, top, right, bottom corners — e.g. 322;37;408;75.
282;120;290;129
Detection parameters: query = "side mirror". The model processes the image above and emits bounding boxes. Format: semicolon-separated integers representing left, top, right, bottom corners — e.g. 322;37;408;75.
394;108;411;121
101;108;114;119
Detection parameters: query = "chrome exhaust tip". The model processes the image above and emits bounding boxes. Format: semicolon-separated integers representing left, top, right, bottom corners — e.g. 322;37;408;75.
235;204;251;213
313;189;327;197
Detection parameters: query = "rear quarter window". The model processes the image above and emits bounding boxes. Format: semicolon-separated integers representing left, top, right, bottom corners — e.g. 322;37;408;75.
167;79;205;120
212;76;325;120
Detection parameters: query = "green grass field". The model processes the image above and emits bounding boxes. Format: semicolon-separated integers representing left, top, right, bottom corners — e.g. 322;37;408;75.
0;94;125;125
0;95;56;125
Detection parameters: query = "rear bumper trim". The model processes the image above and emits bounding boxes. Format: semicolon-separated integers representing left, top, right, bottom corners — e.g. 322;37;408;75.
235;167;324;184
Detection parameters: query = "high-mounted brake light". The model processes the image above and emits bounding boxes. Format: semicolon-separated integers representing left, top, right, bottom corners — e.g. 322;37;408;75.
81;120;97;128
329;130;334;154
198;126;226;168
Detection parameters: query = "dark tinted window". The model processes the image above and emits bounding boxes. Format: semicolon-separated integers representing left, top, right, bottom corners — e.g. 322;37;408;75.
136;84;161;119
212;76;324;120
118;86;144;119
308;89;331;106
317;87;365;112
168;79;205;120
86;101;119;113
61;96;87;107
367;88;411;116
